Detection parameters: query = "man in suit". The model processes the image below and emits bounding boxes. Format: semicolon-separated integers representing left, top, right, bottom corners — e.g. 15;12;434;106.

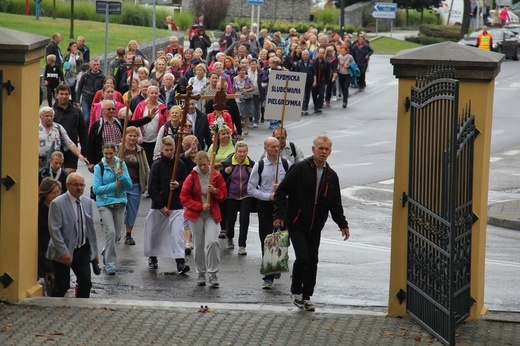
47;173;99;298
186;99;212;150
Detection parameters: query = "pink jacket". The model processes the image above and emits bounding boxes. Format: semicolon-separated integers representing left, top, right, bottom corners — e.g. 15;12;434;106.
131;101;169;130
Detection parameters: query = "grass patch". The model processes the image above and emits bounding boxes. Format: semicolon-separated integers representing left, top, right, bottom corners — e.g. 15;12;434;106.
1;13;172;67
368;36;422;55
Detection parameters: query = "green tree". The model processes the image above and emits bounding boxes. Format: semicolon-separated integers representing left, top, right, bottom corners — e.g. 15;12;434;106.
396;0;443;26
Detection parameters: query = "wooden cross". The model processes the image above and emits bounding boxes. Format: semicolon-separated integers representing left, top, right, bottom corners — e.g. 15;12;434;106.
197;77;241;112
167;85;200;209
125;55;146;70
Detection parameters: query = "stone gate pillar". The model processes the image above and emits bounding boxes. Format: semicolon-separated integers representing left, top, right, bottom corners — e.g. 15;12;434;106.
387;42;502;320
0;28;49;301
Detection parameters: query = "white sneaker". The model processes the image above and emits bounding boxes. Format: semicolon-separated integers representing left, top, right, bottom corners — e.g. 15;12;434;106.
227;238;235;249
332;96;337;101
253;123;258;128
209;274;220;287
238;247;247;255
197;273;206;286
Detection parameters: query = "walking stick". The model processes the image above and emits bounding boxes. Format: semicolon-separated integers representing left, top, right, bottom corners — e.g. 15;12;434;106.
275;79;289;184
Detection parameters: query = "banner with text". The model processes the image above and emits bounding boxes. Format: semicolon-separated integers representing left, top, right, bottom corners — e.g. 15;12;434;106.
265;70;306;122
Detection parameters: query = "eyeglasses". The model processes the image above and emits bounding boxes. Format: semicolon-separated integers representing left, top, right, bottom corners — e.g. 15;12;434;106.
104;108;115;111
184;125;193;128
69;183;86;188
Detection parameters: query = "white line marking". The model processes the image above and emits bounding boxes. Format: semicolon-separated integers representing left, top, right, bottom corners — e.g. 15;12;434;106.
365;141;392;147
490;157;502;162
486;259;520;269
248;226;520;268
510;82;520;88
503;150;520;156
334;162;373;168
379;179;394;185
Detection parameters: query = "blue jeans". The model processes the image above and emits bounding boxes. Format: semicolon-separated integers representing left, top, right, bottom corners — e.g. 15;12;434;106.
81;100;91;128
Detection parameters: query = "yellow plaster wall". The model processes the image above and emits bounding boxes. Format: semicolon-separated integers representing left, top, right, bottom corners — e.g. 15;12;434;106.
0;60;42;301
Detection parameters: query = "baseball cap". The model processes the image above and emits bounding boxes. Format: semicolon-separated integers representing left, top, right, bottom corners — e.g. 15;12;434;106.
211;42;220;51
191;57;201;64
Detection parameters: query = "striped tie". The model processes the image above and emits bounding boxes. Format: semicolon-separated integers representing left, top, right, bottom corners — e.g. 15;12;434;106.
76;199;84;248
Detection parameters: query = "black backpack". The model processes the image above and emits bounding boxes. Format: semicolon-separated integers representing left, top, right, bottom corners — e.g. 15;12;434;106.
89;162;104;201
256;158;289;188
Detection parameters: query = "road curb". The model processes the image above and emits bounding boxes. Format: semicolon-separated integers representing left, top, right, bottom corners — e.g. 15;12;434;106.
17;297;388;316
487;200;520;231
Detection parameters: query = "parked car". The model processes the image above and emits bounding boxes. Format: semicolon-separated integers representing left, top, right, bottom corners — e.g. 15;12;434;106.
458;28;520;60
504;23;520;37
510;2;520;19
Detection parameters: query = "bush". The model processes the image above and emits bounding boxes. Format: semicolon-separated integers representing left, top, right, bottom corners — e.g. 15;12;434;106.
119;5;153;27
316;8;340;26
174;10;194;31
405;35;455;45
395;9;443;27
419;24;462;39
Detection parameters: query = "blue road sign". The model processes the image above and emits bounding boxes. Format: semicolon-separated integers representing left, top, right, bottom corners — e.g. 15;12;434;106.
248;0;265;5
372;2;397;19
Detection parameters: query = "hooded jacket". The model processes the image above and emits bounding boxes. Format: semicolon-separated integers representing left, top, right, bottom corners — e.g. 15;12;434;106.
180;166;227;223
148;153;187;210
220;153;255;200
273;157;348;233
92;156;133;207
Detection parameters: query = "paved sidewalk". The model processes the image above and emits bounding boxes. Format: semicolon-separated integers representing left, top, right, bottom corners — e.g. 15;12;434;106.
1;298;518;345
488;199;520;230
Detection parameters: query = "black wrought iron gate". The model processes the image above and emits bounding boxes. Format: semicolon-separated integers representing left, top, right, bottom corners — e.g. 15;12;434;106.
405;65;477;345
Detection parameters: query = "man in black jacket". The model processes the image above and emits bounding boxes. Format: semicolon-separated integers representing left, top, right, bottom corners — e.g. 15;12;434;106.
295;50;314;115
273;135;350;312
186;99;212;150
53;85;88;173
311;48;330;113
76;59;105;127
46;33;63;68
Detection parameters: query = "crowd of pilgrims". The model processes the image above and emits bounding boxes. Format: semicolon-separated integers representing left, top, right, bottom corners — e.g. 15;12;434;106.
38;22;371;292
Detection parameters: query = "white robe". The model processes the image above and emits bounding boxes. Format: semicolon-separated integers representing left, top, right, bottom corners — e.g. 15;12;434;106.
143;209;185;259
